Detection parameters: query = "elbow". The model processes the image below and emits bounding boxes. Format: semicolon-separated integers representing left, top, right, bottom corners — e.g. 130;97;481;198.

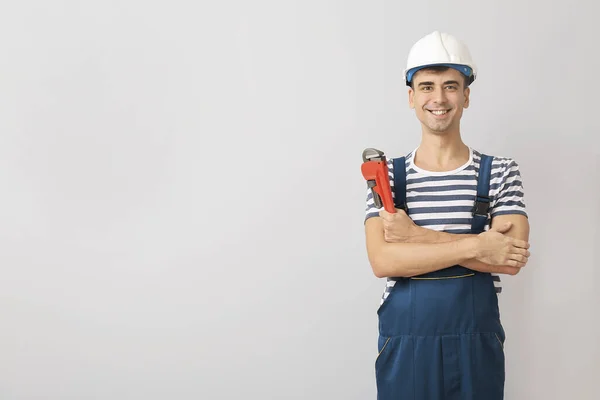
370;256;409;279
500;264;522;276
366;240;409;278
369;256;389;278
372;265;388;279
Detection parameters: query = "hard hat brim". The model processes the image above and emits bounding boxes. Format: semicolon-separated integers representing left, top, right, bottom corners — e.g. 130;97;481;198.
405;63;476;86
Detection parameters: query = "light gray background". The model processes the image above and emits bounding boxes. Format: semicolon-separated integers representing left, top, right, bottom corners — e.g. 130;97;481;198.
0;1;598;399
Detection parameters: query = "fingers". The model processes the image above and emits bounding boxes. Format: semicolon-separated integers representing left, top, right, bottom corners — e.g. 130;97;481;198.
505;260;527;269
382;220;392;239
508;238;530;249
507;245;530;259
507;247;530;257
504;246;531;270
379;210;393;221
517;247;531;258
383;228;397;243
380;210;408;221
382;219;390;231
508;253;528;264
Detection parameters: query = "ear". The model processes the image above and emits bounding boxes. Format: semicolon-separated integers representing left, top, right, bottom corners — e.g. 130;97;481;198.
408;87;415;109
463;87;471;108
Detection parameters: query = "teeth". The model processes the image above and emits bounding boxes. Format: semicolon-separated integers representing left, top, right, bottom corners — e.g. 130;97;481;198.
431;110;448;115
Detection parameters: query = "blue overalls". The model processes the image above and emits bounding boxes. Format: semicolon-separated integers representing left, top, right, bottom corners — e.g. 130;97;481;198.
375;155;506;400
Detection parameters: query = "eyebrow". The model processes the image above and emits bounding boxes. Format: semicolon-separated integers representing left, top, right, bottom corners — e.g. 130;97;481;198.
418;80;460;87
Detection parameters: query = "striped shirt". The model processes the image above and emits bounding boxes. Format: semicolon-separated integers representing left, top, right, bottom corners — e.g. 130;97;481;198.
364;147;528;305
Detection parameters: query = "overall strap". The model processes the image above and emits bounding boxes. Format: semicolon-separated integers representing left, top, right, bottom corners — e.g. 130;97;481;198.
471;154;493;234
392;157;408;213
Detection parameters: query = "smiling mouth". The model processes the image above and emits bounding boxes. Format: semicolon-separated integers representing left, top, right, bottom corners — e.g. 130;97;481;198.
428;109;450;115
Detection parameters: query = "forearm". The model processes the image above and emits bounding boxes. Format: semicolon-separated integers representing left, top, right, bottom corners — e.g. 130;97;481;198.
404;226;520;273
374;237;479;278
405;226;476;244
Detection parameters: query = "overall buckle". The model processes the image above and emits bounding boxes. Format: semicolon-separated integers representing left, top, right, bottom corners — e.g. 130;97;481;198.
473;195;490;216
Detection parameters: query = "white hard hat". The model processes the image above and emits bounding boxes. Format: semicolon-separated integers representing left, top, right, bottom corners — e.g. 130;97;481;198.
404;31;477;86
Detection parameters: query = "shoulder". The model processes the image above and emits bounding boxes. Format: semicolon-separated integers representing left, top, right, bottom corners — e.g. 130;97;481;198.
471;148;522;175
388;150;414;173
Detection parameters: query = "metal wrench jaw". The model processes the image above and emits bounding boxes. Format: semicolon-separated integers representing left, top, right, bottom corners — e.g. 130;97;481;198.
362;148;385;163
370;187;383;208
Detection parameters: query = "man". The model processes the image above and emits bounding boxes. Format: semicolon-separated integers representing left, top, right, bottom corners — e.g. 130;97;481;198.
364;31;531;399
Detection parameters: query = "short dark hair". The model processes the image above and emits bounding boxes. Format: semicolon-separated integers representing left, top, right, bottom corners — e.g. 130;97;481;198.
407;66;472;89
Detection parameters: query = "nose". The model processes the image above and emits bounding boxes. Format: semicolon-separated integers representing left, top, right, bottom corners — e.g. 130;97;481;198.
432;87;447;103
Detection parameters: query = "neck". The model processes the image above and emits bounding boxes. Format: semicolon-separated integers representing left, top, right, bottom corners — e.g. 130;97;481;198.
414;130;470;172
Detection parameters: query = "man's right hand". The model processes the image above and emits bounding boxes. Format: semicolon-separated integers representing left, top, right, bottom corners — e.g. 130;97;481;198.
474;222;531;268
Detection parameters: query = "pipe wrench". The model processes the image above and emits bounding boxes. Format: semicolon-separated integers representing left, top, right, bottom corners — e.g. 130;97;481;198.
361;148;396;213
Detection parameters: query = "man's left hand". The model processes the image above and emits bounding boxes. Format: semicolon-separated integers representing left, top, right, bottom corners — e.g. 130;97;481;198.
379;209;421;242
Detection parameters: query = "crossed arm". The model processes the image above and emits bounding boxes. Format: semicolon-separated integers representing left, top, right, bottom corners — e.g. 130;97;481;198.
364;210;530;278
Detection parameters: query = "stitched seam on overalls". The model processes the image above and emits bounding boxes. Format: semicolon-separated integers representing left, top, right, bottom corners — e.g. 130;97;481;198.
494;333;504;350
376;337;391;361
412;337;416;398
411;273;475;280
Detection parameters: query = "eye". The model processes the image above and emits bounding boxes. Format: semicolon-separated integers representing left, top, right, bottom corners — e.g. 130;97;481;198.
445;85;458;91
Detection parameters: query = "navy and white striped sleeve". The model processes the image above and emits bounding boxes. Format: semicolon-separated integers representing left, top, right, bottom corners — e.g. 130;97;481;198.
365;187;383;222
491;158;527;218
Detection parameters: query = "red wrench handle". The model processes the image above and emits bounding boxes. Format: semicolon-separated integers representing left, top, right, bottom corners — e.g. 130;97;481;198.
361;159;396;213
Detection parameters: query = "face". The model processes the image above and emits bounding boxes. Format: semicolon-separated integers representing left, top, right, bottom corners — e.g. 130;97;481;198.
408;68;470;135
